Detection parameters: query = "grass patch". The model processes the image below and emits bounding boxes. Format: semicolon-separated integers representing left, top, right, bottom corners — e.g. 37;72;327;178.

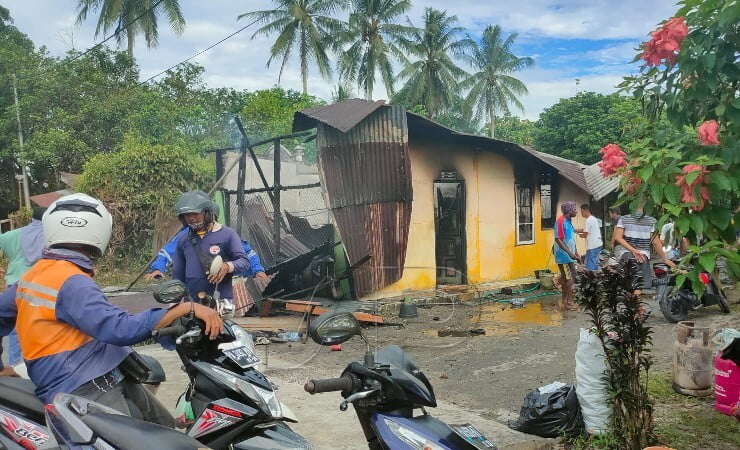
648;372;740;450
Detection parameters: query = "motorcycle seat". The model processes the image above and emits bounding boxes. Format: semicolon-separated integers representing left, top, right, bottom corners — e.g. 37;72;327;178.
0;376;45;420
80;412;207;450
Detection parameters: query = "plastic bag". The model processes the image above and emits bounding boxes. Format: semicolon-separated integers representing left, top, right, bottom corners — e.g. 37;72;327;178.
509;382;583;438
575;328;612;434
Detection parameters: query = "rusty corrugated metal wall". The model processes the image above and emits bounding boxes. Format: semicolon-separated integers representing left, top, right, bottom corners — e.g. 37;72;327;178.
316;105;412;297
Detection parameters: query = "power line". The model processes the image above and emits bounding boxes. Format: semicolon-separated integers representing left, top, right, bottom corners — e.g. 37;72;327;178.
21;0;165;82
133;16;261;89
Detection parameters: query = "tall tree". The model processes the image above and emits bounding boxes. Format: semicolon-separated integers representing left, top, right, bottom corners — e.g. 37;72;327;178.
533;92;641;164
239;0;346;95
460;25;533;138
339;0;415;100
75;0;186;58
393;8;468;119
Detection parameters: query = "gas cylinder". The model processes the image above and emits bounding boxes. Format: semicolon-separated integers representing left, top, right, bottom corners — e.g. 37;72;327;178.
714;353;740;416
672;321;713;397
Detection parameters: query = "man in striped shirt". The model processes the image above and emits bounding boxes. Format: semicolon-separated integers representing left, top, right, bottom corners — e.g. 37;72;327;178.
613;210;676;297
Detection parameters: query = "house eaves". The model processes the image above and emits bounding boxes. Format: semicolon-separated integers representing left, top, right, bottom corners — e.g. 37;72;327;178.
293;98;387;133
584;163;620;201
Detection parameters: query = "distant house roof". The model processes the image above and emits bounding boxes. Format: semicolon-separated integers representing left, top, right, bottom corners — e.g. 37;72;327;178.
584;163;620;201
59;172;79;188
30;189;72;207
293;99;618;199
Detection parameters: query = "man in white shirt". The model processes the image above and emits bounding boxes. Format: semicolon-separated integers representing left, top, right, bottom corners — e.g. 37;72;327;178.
579;204;603;271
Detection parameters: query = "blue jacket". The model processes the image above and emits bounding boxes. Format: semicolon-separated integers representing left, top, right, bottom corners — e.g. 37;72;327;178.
149;227;265;277
0;249;167;403
172;223;251;301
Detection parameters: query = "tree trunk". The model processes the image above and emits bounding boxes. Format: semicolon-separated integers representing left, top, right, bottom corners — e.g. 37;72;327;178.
300;34;308;95
127;27;134;59
488;106;496;138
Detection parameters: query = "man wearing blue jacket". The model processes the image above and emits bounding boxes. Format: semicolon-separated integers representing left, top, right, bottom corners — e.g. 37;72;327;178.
170;191;268;302
145;203;265;280
0;194;222;425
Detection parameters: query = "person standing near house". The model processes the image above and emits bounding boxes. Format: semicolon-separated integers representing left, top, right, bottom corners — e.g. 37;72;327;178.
554;201;581;310
608;206;621;250
578;204;603;272
0;207;46;376
613;209;676;299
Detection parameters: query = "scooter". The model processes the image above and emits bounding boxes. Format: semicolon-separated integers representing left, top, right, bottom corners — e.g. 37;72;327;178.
0;350;166;450
304;311;497;450
654;259;731;322
150;279;309;449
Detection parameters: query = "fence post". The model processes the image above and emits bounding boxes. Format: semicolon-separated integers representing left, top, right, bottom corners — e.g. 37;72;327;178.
273;139;281;260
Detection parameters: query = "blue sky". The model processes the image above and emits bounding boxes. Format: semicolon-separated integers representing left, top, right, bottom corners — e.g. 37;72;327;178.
3;0;678;120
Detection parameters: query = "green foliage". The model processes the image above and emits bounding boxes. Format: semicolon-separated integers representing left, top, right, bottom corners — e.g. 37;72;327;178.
393;8;468;119
239;0;347;95
75;0;186;57
76;133;211;257
575;263;655;450
460;25;533;138
618;0;739;295
338;0;416;99
491;113;535;146
533;92;641;164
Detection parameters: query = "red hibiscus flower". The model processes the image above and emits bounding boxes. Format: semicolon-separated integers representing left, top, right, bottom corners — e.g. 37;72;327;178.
598;143;628;177
642;17;688;66
675;164;711;210
697;120;720;146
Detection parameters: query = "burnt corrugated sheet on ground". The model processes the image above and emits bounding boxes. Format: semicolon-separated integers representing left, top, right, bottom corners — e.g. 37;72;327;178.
315;105;412;297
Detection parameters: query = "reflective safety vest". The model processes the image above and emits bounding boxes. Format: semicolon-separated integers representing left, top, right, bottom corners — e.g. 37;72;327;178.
15;259;93;360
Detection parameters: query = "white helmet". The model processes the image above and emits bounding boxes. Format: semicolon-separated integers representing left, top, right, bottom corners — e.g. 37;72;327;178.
43;193;113;258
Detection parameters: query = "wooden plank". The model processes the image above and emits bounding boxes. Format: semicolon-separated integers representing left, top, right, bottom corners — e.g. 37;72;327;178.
283;303;384;324
284;302;322;313
232;316;306;331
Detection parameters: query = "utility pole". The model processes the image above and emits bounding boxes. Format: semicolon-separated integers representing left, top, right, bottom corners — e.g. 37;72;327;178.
12;73;31;209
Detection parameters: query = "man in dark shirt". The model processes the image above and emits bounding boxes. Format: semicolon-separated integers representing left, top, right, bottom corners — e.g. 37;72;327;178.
172;191;268;302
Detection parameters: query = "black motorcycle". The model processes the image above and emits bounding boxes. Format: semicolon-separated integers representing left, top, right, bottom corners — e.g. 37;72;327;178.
654;260;730;322
304;311;496;450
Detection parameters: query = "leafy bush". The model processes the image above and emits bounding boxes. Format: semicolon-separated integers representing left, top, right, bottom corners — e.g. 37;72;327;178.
76;133;212;263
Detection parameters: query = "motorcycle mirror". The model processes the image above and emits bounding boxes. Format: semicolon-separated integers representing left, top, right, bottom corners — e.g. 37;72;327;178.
209;255;224;277
309;311;360;346
153;280;188;304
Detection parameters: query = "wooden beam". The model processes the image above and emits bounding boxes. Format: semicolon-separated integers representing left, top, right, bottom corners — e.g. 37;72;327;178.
283;302;384;324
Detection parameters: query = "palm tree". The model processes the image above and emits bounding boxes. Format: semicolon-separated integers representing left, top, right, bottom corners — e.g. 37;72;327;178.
76;0;186;58
338;0;415;100
239;0;347;95
460;25;533;138
393;8;468;119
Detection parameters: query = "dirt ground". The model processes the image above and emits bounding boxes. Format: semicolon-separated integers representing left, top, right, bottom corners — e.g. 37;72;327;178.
257;289;739;425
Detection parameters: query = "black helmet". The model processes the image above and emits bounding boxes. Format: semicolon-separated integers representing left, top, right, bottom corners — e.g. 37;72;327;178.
175;190;214;230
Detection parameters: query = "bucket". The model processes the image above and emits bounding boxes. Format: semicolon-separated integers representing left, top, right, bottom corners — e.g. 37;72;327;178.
672;322;714;396
539;272;555;290
714;353;740;415
399;301;418;319
534;269;551;279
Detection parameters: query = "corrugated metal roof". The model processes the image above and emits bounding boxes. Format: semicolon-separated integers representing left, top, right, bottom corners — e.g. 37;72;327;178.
30;190;72;207
528;150;588;190
315;104;412;297
584;163;620;201
293;98;387;133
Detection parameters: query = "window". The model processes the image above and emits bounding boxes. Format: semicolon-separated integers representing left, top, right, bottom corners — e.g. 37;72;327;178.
516;184;534;244
540;171;556;229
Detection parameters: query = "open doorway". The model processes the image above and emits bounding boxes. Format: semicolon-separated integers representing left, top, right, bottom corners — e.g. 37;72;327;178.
434;179;466;285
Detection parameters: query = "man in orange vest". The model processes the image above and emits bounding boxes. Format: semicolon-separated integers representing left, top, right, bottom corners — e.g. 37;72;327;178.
0;193;222;426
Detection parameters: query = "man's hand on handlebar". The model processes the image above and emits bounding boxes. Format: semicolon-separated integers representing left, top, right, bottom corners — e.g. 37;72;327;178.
191;303;223;339
144;270;164;280
663;259;677;269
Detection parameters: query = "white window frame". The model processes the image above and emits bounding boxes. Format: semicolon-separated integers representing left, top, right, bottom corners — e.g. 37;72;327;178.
515;183;535;245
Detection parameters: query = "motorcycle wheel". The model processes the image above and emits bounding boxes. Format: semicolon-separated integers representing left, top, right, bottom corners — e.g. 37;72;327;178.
659;290;689;323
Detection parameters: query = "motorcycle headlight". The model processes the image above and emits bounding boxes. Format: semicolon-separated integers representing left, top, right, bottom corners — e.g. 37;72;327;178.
384;419;445;450
209;366;282;418
230;324;257;354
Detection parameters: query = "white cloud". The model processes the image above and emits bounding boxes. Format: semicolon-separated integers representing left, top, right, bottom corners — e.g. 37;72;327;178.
3;0;677;119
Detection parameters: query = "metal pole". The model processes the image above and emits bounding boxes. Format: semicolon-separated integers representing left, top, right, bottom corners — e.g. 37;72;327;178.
273;139;281;259
12;74;31;209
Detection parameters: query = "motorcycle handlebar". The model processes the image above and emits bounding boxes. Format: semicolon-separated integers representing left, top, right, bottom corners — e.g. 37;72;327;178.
152;323;185;338
304;375;355;395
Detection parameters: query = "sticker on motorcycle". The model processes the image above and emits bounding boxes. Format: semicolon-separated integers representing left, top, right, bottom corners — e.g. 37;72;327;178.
189;407;241;438
0;410;52;450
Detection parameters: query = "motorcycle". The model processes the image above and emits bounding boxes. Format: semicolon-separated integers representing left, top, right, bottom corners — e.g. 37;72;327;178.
654;259;731;322
303;311;497;450
0;278;309;449
149;279;309;449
